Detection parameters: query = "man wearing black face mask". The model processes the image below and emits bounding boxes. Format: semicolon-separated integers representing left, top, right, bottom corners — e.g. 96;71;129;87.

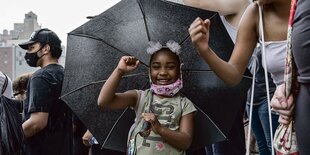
18;28;73;155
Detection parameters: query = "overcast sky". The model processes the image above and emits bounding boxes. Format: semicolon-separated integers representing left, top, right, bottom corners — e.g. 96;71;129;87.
0;0;120;46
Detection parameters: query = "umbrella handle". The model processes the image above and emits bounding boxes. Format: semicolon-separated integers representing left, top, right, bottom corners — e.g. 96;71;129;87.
138;121;151;137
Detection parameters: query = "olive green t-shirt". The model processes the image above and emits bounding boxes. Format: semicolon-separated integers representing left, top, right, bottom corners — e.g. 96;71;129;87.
128;89;196;155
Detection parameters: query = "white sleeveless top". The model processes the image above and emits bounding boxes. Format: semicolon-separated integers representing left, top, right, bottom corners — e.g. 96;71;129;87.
260;40;287;86
220;16;237;43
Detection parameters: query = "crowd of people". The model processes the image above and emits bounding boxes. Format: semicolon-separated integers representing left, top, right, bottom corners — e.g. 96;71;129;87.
0;0;309;154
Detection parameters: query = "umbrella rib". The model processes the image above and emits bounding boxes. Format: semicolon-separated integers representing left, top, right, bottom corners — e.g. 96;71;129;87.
179;13;218;46
60;72;148;98
137;0;151;41
209;13;218;20
68;33;149;67
102;107;131;148
141;79;150;89
68;33;127;54
68;33;104;42
179;32;190;46
192;104;227;139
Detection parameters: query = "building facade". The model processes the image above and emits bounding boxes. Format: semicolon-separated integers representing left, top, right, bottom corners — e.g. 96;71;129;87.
0;11;42;79
0;46;14;78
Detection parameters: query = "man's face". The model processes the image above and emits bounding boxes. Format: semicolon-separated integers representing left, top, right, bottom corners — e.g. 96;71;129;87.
24;42;47;67
27;42;41;53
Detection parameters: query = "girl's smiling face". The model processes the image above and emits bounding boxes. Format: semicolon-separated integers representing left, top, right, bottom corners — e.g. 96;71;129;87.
150;49;180;85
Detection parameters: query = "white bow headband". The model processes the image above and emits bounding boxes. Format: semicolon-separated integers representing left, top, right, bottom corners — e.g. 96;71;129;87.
146;40;181;55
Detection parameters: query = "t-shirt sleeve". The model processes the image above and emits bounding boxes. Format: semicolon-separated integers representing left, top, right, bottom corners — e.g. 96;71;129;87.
27;76;54;113
133;89;142;112
181;97;197;116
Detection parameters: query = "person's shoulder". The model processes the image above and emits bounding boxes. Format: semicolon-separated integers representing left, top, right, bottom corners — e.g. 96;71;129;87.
246;2;260;14
135;89;151;95
45;64;64;71
180;95;192;102
32;64;64;81
133;89;150;99
30;67;46;79
42;64;64;74
239;2;259;29
177;94;192;104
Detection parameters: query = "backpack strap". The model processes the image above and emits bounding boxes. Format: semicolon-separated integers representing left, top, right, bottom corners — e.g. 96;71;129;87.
1;73;8;94
127;90;148;142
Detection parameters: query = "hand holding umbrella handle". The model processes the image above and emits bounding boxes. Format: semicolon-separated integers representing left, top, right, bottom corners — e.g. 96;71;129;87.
139;107;153;137
138;121;151;137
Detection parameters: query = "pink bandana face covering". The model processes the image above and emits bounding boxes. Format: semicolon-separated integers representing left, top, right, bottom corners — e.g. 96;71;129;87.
150;78;183;97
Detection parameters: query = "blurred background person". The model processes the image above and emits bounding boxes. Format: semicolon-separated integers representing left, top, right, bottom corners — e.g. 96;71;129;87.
13;72;32;101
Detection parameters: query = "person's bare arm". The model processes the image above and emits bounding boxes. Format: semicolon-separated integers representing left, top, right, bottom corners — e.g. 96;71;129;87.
22;112;49;138
97;56;139;109
183;0;247;16
188;3;258;86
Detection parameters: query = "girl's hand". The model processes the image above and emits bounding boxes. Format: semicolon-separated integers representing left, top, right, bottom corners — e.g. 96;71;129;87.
188;17;211;56
142;112;162;134
117;56;139;74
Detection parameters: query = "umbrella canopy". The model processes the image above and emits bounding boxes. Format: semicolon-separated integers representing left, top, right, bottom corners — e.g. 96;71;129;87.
61;0;251;152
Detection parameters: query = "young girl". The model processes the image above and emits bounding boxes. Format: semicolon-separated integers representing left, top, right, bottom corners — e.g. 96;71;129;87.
98;40;197;155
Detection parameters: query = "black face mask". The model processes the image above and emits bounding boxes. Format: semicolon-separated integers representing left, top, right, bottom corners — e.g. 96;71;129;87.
24;46;44;67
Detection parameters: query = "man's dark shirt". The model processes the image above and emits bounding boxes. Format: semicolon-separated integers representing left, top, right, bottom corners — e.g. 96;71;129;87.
23;64;73;155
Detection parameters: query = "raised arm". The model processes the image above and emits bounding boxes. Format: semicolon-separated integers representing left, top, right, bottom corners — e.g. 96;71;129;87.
97;56;139;109
188;3;259;86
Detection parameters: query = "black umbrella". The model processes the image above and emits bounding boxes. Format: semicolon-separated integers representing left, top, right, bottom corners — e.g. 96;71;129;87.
61;0;251;152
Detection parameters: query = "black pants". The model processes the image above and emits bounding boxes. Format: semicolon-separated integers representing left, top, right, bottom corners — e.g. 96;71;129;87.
295;83;310;155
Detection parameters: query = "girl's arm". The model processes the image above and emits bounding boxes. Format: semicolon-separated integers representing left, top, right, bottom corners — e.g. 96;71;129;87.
97;56;139;109
188;3;259;86
143;112;195;150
